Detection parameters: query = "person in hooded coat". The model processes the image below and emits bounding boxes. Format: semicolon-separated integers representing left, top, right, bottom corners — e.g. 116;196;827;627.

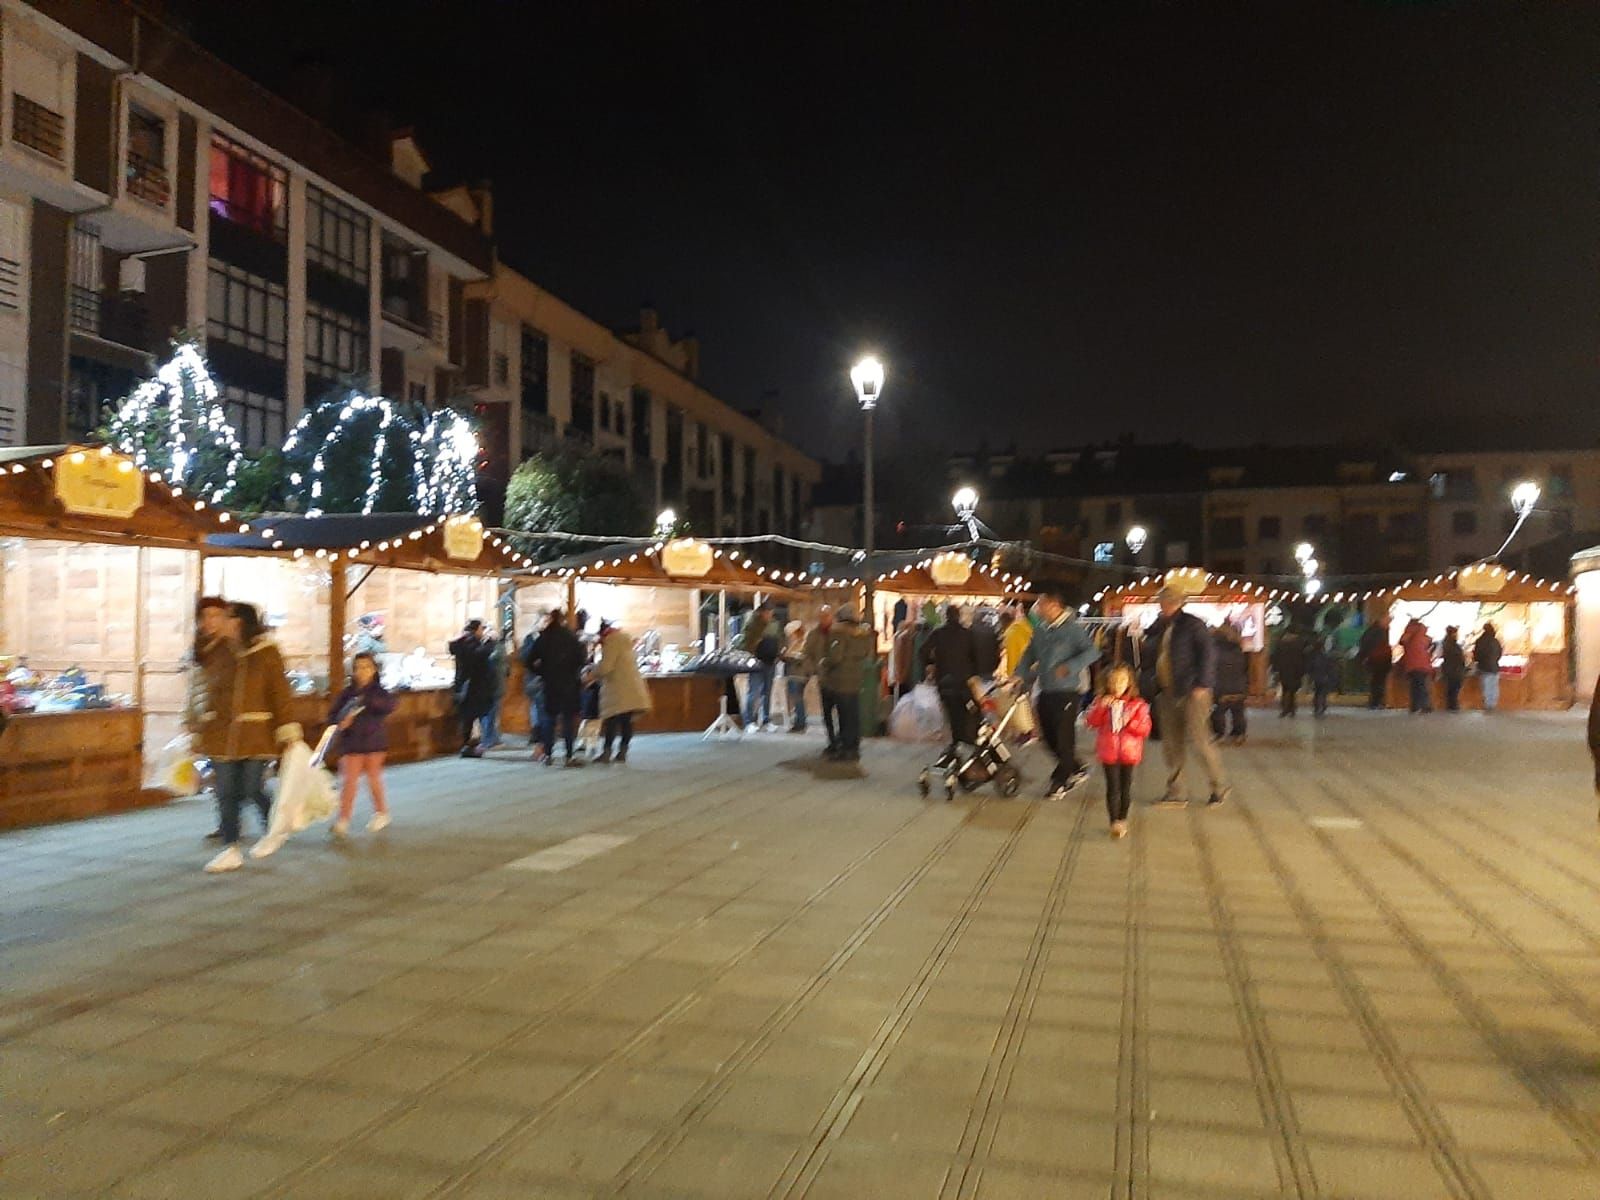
593;620;652;764
529;609;586;766
448;619;497;756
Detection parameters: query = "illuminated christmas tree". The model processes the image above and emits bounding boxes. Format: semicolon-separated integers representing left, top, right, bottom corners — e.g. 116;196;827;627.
103;342;243;503
280;390;479;516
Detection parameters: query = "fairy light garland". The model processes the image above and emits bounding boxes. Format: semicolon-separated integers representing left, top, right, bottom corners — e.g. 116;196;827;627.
106;343;243;504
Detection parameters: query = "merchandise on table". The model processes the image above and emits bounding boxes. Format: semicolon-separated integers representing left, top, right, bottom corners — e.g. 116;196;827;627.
0;658;129;713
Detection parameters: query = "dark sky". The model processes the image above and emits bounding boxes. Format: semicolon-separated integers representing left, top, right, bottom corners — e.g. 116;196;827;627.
169;1;1600;461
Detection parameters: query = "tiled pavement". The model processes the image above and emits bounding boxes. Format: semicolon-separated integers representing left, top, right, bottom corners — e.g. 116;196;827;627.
4;710;1600;1198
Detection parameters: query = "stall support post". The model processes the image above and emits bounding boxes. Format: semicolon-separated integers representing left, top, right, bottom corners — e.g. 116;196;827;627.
327;557;347;691
718;589;729;651
133;546;148;709
565;575;577;626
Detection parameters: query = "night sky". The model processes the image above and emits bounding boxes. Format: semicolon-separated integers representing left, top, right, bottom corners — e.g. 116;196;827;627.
168;1;1599;461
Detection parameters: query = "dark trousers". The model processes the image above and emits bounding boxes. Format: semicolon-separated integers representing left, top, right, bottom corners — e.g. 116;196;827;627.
602;713;633;753
939;685;976;749
1444;677;1463;711
1037;690;1083;788
834;691;862;757
821;687;840;750
1211;696;1247;739
541;707;578;758
1407;670;1433;713
1313;685;1332;716
1367;663;1390;709
1103;762;1135;823
1279;676;1302;717
216;759;268;846
459;711;485;746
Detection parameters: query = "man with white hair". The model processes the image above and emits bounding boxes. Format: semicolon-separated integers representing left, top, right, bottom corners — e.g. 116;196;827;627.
1142;585;1231;807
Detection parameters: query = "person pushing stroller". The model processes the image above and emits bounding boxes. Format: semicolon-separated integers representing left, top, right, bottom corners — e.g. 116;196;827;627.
919;605;981;774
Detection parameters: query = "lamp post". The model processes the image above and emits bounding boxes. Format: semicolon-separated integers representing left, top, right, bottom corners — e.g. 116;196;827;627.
1125;524;1148;560
654;508;677;540
850;355;885;631
1295;541;1319;599
952;486;979;543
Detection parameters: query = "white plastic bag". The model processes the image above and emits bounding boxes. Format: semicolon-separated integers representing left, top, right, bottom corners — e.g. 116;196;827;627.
151;735;203;795
890;682;948;743
268;732;336;837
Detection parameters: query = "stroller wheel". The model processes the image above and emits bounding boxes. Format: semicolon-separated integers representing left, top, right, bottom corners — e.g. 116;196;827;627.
943;775;957;802
997;765;1022;798
917;773;930;797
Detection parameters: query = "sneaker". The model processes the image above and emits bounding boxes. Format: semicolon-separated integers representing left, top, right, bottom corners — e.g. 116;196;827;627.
822;745;842;760
1110;821;1129;839
593;750;613;765
248;833;285;860
330;819;350;838
204;828;225;842
789;725;807;734
1045;785;1070;801
1154;795;1188;809
204;845;244;873
615;749;628;764
1066;768;1092;793
564;757;585;768
1207;790;1230;807
367;812;391;833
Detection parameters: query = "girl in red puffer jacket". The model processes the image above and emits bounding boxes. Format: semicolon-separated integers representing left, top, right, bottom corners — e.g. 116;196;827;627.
1084;664;1152;839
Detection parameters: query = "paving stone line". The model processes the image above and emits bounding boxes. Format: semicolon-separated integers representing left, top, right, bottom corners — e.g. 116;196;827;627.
422;790;997;1196
1188;808;1319;1197
1233;767;1492;1199
237;760;869;1199
1254;761;1593;1184
1340;759;1600;958
760;799;1047;1200
1306;767;1600;1046
1286;771;1600;1177
1113;802;1151;1200
935;798;1095;1200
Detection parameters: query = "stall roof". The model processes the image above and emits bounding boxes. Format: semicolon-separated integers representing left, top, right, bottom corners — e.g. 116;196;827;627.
524;542;790;593
1099;565;1574;607
207;513;530;576
0;445;240;550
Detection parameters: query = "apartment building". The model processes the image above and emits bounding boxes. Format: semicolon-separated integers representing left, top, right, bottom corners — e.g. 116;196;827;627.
0;0;495;450
458;271;819;536
1413;448;1600;571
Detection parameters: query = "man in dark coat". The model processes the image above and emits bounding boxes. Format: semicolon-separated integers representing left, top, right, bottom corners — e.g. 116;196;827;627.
448;619;497;757
1210;624;1249;743
919;604;981;756
1143;586;1231;807
1271;627;1308;718
529;609;586;766
1358;617;1392;709
969;608;1001;678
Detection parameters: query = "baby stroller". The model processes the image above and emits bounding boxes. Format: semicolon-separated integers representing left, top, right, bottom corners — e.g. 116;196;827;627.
918;678;1025;801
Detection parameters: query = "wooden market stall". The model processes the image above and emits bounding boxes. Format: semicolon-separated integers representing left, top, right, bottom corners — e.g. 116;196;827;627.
1368;564;1574;710
1098;568;1274;699
205;513;529;762
0;445;242;828
516;538;795;733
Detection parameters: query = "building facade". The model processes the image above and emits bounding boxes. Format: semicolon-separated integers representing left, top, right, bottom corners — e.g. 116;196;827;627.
1;0;818;537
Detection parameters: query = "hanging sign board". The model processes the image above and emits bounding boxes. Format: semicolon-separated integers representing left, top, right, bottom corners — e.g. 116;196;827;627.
442;516;484;562
54;449;144;519
929;551;974;589
1458;563;1508;595
661;537;714;578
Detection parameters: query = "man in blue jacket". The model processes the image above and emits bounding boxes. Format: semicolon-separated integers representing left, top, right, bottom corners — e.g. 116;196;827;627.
1017;589;1100;799
1142;585;1231;807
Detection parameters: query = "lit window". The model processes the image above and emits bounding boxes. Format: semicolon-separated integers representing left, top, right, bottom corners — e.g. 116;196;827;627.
306;185;369;286
207;260;286;358
208;135;286;239
1093;542;1114;564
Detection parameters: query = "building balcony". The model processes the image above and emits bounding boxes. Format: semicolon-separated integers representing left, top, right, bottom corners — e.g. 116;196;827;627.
69;286;148;353
124;150;169;207
12;96;65;163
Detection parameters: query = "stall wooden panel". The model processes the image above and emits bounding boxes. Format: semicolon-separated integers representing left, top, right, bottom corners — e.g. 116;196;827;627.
0;709;148;829
637;674;724;733
287;688;460;766
202;556;331;684
348;567;497;670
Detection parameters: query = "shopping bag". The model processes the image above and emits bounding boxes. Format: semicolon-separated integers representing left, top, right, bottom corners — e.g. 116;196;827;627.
151;735;203;795
268;737;336;837
890;681;948;742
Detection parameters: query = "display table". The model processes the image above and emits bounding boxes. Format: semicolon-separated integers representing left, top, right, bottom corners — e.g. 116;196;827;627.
638;673;725;733
286;687;461;765
0;708;149;829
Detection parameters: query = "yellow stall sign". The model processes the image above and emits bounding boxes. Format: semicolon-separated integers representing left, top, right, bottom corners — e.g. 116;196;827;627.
54;450;144;519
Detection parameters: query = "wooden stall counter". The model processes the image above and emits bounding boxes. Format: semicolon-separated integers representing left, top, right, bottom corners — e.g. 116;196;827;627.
287;687;461;765
638;673;724;733
1383;656;1571;711
0;708;148;829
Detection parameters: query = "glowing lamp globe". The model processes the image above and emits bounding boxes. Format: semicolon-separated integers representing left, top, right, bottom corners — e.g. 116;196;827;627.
850;356;885;410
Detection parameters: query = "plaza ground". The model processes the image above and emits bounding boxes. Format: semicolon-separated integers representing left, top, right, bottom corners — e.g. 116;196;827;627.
3;709;1600;1198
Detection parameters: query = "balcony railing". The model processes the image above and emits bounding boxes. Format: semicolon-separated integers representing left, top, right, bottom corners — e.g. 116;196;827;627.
68;285;147;350
13;95;64;161
429;309;447;346
125;150;169;207
68;284;97;335
0;255;20;310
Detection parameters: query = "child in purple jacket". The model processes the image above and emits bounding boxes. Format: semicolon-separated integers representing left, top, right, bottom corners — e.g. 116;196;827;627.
329;652;395;835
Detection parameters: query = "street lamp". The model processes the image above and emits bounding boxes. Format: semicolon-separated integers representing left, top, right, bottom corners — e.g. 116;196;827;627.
1294;542;1314;565
851;356;885;633
1510;480;1541;518
654;508;677;539
1295;541;1319;599
1125;525;1148;557
952;486;979;541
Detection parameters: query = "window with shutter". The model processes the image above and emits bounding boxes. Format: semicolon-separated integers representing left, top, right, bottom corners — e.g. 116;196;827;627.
10;36;66;161
0;198;24;310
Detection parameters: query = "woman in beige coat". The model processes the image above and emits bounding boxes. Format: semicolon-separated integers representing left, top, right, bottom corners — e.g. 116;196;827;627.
593;620;651;763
